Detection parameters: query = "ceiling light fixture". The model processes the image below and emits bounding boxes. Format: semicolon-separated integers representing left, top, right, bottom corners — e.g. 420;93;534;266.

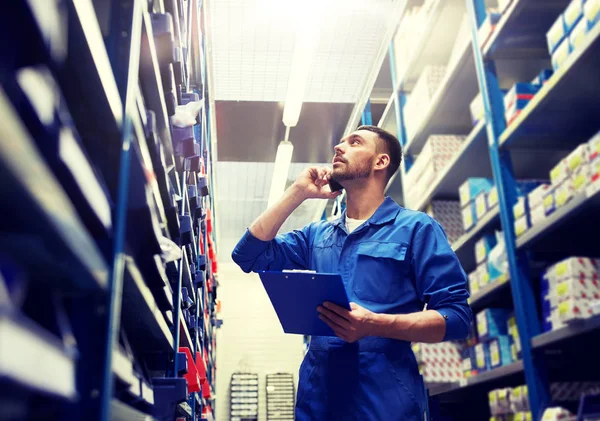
267;127;294;209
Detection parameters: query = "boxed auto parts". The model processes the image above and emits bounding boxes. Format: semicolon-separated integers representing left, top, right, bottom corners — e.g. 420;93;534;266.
489;387;512;416
477;261;491;290
507;314;521;360
405;135;464;206
545;256;599;284
460;178;494;208
475;233;497;264
547;13;567;53
586;0;600;28
552;37;572;70
412;342;463;383
474;342;490;372
504;83;541;126
564;0;585;33
462;201;477;231
426;200;464;244
569;16;589;50
489;335;513;369
477;308;508;341
404;65;447;141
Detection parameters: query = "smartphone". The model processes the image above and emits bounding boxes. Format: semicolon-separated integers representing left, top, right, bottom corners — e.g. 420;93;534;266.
329;178;344;192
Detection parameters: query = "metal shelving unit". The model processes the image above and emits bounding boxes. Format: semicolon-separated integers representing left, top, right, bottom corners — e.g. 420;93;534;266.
0;0;220;420
384;0;600;419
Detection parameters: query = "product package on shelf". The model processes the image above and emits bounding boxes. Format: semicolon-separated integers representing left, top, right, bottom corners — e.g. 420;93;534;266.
569;17;589;50
478;9;502;50
504;83;541;127
474;342;490;372
506;314;521;360
541;407;576;421
527;184;552;227
475;233;497;265
532;69;554;86
404;135;464;207
547;13;567;54
477;308;509;342
587;0;600;28
412;342;463;384
489;335;513;369
541;257;600;329
426;200;464;244
460;178;495;208
403;65;448;141
552;36;572;70
564;0;585;33
489;385;532;420
468;270;480;295
470;93;484;126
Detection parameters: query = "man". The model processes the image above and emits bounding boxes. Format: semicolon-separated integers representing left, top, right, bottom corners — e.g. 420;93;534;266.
232;125;472;421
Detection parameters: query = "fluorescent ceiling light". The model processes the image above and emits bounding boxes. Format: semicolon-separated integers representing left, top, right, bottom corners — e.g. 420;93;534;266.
282;11;319;127
267;140;294;209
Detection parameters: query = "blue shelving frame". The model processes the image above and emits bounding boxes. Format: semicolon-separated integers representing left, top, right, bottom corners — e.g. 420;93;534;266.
0;0;220;420
383;0;600;419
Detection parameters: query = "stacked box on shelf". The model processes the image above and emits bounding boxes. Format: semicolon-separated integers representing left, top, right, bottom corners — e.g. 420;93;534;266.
412;342;464;384
488;385;531;421
426;200;465;244
404;135;464;208
266;373;295;421
230;373;259;421
504;83;541;127
548;0;600;71
511;180;547;237
472;308;514;372
404;65;448;141
541;257;600;332
459;178;494;231
478;9;502;50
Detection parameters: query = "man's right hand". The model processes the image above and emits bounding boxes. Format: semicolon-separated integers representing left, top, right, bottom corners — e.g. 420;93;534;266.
293;167;342;200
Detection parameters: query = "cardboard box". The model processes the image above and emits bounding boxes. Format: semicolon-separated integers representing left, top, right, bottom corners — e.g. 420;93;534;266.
475;343;489;372
498;0;512;14
427;200;465;244
553;276;600;304
543;187;557;215
504;83;540;113
586;0;600;28
468;270;481;295
475;191;488;220
572;164;593;193
470;93;484;126
475;233;497;265
547;13;567;53
478;261;491;289
462;201;477;231
514;214;530;237
460;178;495;207
569;16;589;50
512;385;529;412
489;335;513;369
477;308;508;341
541;407;576;421
550;158;570;185
488;186;499;208
545;257;600;283
589;131;600;161
532;69;554;86
566;143;591;173
513;196;527;219
530;204;546;226
528;183;552;209
564;0;585;33
479;11;502;49
552;37;572;70
556;296;593;322
555;177;576;207
514;412;533;421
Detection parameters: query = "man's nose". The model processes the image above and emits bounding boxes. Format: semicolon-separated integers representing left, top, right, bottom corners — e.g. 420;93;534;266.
334;143;344;154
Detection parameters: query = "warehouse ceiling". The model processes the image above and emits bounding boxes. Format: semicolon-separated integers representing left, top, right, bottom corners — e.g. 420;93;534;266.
206;0;400;258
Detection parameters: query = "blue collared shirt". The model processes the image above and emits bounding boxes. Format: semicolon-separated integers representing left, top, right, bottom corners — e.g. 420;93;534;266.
232;197;472;341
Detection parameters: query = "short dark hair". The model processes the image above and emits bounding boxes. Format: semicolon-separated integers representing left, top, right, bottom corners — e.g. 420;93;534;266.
356;125;402;181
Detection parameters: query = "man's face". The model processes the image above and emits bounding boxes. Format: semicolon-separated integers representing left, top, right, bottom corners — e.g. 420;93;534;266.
331;130;379;182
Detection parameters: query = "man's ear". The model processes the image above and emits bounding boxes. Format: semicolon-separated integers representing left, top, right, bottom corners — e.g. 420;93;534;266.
374;153;390;172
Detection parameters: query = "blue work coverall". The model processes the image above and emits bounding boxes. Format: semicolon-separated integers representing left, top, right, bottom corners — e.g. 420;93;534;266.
232;197;472;420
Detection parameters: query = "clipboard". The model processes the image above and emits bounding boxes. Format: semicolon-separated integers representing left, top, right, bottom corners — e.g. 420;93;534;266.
258;271;351;336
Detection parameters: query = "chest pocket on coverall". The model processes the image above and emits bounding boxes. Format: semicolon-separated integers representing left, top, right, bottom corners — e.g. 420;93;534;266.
353;242;410;303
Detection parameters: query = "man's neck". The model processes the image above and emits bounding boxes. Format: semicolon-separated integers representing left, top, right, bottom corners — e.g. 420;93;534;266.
344;180;386;220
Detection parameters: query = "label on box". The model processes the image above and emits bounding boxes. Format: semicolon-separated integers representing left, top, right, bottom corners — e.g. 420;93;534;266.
514;197;526;219
564;0;584;30
475;241;487;264
490;341;500;367
531;204;546;225
488;186;499;208
573;171;589;192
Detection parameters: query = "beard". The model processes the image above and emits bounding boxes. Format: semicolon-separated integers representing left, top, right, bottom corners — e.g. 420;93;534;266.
332;159;372;182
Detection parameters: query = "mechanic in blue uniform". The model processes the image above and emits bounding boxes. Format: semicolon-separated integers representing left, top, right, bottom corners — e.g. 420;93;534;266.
232;125;472;421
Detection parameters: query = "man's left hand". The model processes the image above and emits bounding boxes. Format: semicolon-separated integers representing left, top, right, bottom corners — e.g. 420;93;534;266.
317;302;376;343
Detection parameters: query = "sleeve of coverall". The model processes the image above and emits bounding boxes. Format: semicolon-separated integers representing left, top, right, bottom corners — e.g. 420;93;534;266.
411;219;472;341
231;226;312;273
